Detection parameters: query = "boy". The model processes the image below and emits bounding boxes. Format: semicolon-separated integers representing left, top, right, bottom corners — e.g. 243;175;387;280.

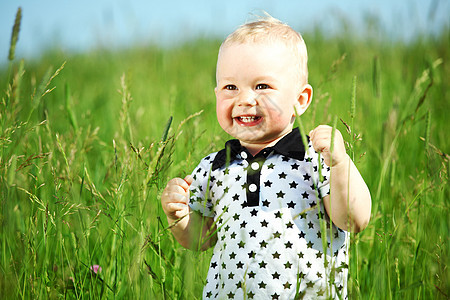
161;14;371;299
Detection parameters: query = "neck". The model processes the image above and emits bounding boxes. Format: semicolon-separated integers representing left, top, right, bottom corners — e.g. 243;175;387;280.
240;130;292;156
240;143;271;156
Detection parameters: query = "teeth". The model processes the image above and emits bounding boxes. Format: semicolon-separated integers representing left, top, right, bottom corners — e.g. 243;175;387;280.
239;116;258;123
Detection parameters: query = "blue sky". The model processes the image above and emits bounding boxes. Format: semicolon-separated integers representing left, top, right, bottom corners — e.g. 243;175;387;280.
1;0;448;63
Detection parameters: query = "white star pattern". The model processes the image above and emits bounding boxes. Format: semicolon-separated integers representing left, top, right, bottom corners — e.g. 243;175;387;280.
189;129;349;299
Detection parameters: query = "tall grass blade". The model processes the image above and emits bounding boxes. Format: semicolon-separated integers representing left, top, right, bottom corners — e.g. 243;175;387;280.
119;73;134;144
349;76;357;161
28;62;66;123
8;59;25;108
56;133;70;175
65;83;78;133
425;110;431;151
350;76;356;121
7;154;17;186
372;56;380;98
8;7;21;62
161;116;173;143
330;116;337;155
294;107;310;156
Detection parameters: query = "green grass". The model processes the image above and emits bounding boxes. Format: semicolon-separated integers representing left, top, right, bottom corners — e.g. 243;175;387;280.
0;15;449;299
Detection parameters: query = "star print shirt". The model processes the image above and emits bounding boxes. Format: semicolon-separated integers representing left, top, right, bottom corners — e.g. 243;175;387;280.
189;128;349;300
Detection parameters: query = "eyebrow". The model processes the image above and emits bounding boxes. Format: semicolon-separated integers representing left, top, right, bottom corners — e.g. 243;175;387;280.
218;75;280;83
254;75;279;82
218;77;236;82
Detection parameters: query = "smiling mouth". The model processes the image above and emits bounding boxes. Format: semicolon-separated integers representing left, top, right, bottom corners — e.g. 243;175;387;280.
234;116;262;125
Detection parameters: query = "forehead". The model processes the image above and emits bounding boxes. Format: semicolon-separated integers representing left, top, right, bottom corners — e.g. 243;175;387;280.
218;41;294;62
216;41;299;76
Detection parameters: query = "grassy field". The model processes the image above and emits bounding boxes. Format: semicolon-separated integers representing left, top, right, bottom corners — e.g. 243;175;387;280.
0;12;449;299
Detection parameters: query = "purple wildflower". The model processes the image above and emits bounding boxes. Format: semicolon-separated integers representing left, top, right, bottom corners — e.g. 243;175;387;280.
90;265;102;274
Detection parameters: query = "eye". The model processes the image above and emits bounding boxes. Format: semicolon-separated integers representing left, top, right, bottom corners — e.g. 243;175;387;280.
256;84;270;90
224;84;237;90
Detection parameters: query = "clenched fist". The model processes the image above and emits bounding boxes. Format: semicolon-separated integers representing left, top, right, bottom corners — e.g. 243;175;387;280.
161;175;193;221
309;125;347;167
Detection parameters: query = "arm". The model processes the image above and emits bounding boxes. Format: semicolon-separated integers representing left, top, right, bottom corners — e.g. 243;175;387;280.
309;125;371;232
160;175;217;250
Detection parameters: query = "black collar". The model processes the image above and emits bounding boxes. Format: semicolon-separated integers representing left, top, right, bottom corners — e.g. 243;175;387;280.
211;127;307;170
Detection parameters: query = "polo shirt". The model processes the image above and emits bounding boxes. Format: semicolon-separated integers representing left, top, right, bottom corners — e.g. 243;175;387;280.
189;128;349;299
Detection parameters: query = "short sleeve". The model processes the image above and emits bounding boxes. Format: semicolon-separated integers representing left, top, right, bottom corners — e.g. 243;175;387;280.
188;154;217;218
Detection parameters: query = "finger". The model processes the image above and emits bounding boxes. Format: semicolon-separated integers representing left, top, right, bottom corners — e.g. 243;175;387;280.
312;140;329;154
313;128;345;151
309;130;329;145
312;127;332;138
309;128;323;142
172;206;190;219
308;130;314;141
166;177;190;192
163;191;188;204
165;203;189;220
184;175;193;186
312;134;331;146
167;202;188;212
174;175;193;193
310;129;335;149
165;183;188;195
162;197;188;217
315;125;332;131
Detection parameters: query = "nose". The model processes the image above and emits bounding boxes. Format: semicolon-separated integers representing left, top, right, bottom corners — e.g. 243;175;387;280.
237;90;257;106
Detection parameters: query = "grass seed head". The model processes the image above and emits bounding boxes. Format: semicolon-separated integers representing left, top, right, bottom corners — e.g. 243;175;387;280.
8;7;22;61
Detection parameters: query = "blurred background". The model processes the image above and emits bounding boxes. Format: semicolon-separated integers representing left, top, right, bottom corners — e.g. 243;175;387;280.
1;0;449;63
1;1;449;299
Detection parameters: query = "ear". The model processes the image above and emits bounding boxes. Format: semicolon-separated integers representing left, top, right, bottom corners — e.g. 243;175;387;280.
293;84;313;116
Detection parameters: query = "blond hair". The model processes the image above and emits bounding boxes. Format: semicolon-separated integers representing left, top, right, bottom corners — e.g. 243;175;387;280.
220;13;308;84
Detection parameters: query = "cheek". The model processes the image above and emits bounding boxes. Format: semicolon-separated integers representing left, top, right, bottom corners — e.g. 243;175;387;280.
216;100;233;128
268;111;292;129
262;97;294;124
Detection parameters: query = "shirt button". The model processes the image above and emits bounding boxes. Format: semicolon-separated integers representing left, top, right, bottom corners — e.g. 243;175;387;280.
240;151;248;159
251;162;260;170
249;184;257;192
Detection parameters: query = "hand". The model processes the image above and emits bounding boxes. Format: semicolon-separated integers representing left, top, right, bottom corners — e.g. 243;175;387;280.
161;175;193;221
309;125;347;167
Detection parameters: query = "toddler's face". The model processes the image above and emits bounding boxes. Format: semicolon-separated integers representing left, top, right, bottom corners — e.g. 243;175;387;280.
215;41;306;148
